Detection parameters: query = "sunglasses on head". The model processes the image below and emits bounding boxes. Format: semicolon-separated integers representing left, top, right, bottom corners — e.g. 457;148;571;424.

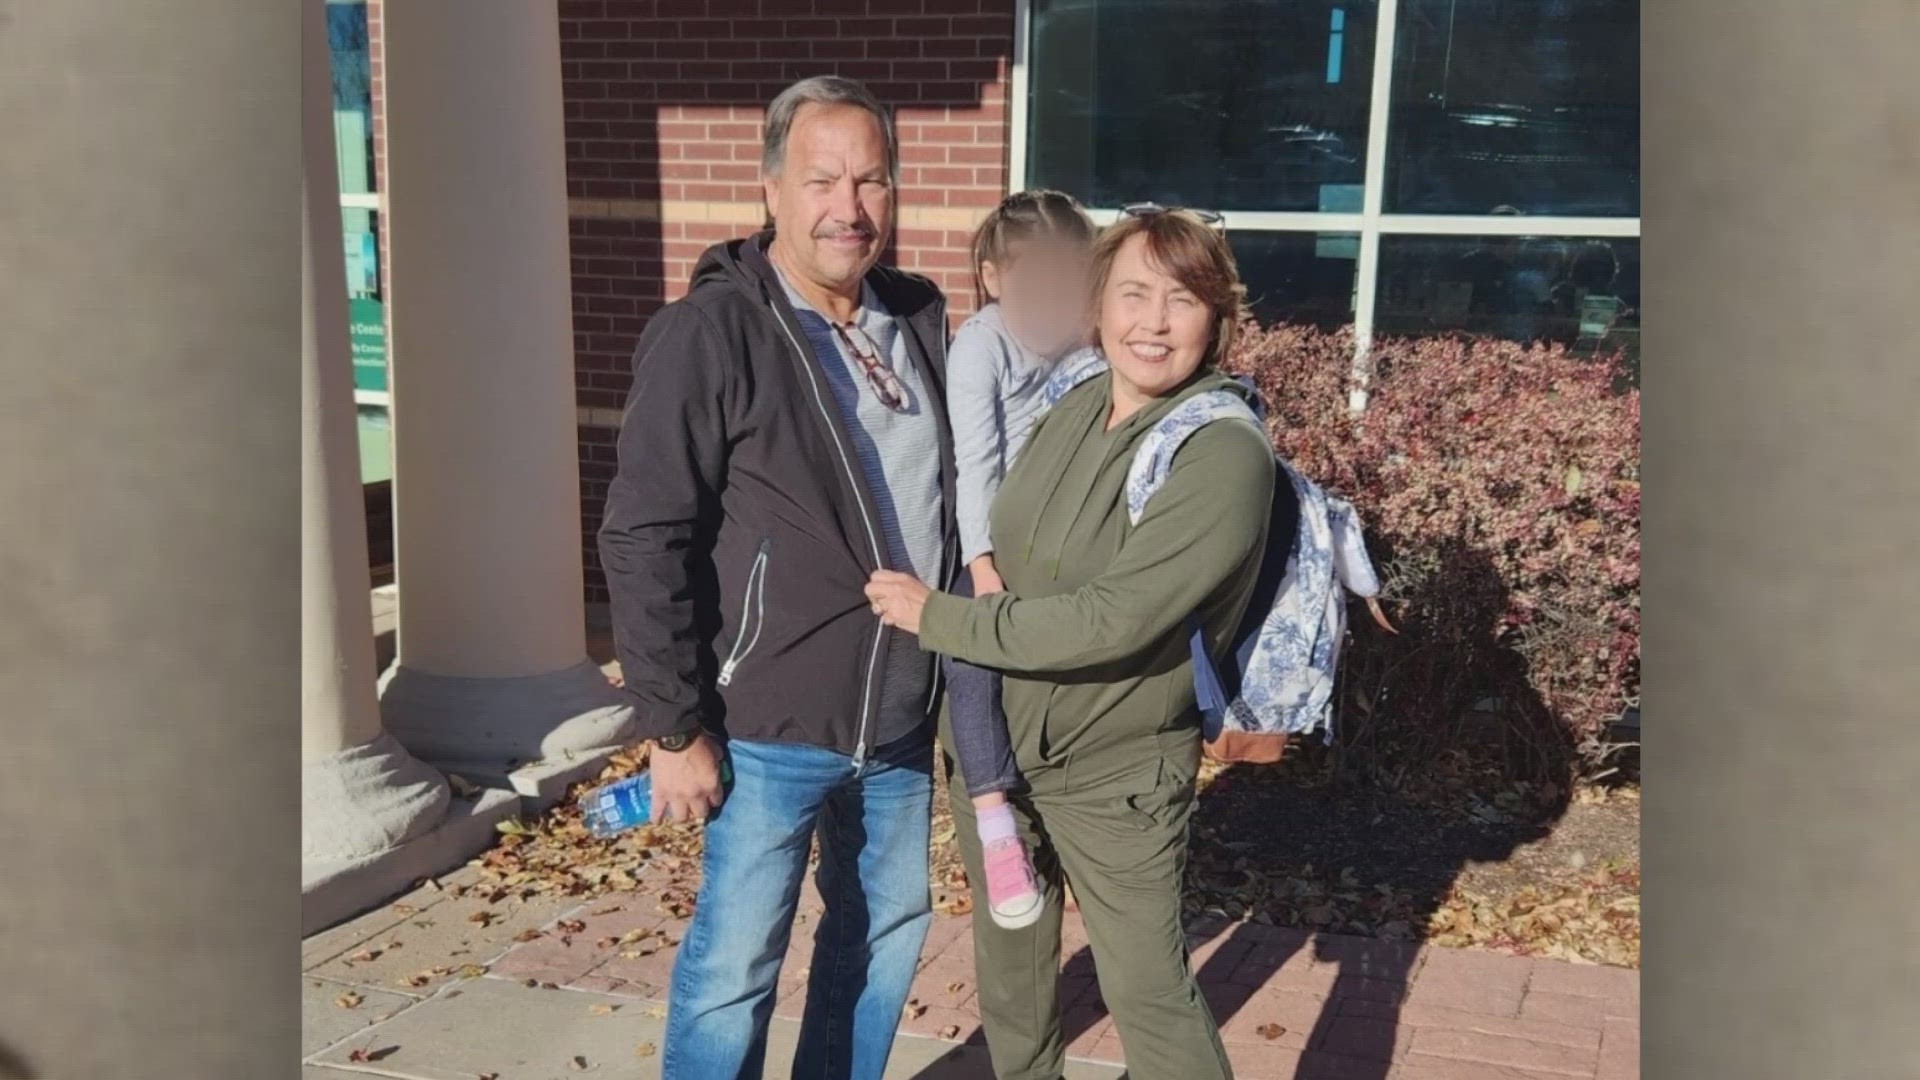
1119;202;1227;231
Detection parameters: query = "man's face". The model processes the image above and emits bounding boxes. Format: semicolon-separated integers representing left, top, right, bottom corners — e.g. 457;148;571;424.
763;103;894;294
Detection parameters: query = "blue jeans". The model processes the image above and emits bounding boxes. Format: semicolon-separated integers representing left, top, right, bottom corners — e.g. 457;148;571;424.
663;736;935;1080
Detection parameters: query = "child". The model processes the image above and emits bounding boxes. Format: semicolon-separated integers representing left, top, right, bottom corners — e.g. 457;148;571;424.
944;190;1096;929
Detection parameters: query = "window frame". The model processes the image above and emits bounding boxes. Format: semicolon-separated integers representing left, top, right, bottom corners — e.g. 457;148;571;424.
1010;0;1641;410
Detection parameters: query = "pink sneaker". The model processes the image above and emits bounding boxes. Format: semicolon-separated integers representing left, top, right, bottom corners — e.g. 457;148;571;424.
982;835;1045;929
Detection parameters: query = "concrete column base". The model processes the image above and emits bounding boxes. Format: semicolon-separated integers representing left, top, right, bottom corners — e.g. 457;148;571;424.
302;730;453;863
302;786;520;936
378;657;637;787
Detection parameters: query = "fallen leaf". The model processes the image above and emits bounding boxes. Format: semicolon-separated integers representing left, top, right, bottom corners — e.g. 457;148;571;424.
400;974;431;988
558;919;588;934
348;1045;398;1063
334;992;363;1009
514;929;545;943
447;773;482;797
524;978;540;988
903;1001;927;1019
946;981;966;994
590;904;625;916
479;1073;500;1080
590;1003;619;1015
645;1005;667;1019
348;948;382;963
1256;1023;1287;1041
636;1041;658;1058
392;903;417;915
937;1024;961;1039
460;964;489;978
569;1054;590;1070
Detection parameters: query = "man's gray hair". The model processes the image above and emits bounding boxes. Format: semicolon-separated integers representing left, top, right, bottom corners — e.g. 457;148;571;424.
761;75;899;182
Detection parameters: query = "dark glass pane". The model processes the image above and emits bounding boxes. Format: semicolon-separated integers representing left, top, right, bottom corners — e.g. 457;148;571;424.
328;1;376;194
1231;231;1360;331
1387;0;1638;216
1029;0;1376;211
1376;234;1640;376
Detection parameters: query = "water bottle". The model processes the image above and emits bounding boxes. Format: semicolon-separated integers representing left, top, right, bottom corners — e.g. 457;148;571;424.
581;758;734;839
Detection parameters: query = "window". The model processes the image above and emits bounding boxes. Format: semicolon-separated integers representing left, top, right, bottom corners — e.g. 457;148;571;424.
1016;0;1639;386
1387;0;1639;216
1027;1;1377;213
1376;234;1639;370
328;0;391;482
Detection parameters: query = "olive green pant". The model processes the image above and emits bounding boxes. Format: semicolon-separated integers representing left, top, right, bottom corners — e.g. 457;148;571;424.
944;730;1233;1080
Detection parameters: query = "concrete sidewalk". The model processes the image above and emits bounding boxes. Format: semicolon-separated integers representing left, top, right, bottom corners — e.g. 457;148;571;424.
302;867;1637;1079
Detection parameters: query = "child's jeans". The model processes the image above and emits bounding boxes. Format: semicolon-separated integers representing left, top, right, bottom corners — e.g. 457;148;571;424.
941;568;1022;799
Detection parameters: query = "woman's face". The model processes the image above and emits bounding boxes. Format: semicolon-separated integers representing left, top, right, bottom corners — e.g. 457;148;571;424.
1096;233;1214;402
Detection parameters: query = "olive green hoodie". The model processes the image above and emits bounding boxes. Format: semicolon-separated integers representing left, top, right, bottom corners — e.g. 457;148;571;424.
917;367;1275;779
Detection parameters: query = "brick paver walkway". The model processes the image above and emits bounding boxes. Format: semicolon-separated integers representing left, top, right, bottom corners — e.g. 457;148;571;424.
427;879;1638;1079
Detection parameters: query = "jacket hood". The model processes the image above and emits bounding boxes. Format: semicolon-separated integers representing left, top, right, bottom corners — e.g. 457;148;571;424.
688;229;946;327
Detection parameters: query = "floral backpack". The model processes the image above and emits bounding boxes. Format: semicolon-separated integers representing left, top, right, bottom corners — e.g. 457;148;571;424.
1042;353;1395;762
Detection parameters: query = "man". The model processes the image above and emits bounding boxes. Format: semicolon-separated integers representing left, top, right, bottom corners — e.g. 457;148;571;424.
598;75;956;1080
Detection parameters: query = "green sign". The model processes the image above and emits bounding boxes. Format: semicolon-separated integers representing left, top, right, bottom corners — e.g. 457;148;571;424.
350;296;388;393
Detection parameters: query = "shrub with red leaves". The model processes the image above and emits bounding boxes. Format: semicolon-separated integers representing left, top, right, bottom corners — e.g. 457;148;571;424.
1224;322;1640;776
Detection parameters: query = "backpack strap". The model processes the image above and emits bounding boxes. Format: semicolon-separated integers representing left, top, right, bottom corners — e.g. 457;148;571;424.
1122;390;1267;737
1039;347;1109;409
1124;389;1264;526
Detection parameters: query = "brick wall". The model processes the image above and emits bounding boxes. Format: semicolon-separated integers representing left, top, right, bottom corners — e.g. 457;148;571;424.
560;1;1017;603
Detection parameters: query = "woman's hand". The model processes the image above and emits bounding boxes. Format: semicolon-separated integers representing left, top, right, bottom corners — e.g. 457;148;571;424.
864;570;933;634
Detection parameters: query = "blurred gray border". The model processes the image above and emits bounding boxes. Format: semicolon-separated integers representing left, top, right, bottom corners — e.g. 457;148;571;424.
1645;3;1920;1078
0;2;297;1077
2;2;1919;1078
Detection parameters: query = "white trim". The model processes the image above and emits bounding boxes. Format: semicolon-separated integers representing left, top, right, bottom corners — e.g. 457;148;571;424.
1084;208;1366;233
1008;0;1031;192
1380;214;1639;237
339;191;381;211
1348;0;1400;411
354;389;390;408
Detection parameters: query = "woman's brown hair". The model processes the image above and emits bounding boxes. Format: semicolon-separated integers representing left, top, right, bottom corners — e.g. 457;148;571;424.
967;189;1096;309
1088;210;1248;367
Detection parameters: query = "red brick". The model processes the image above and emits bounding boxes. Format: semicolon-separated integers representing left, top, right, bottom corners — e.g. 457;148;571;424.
1315;1017;1411;1060
1409;1028;1600;1077
897;1004;979;1042
1398;1006;1603;1052
1223;1046;1379;1080
1525;961;1638;1006
1595;1014;1638;1080
1216;994;1320;1050
1519;989;1616;1029
1062;1008;1113;1059
1394;1060;1574;1080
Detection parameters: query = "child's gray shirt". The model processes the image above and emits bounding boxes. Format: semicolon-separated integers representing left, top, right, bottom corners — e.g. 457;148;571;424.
946;302;1058;565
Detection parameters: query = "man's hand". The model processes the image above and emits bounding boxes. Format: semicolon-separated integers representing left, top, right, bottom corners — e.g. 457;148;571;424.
968;553;1005;596
865;570;933;634
648;732;726;824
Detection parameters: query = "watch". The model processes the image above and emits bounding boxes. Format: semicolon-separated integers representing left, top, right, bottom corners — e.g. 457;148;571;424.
654;730;699;753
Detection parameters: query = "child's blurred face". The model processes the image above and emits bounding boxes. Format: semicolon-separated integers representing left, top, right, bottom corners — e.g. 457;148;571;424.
982;238;1091;361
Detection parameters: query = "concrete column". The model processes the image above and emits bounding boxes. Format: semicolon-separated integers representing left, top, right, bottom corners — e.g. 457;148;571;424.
377;0;633;783
302;0;451;868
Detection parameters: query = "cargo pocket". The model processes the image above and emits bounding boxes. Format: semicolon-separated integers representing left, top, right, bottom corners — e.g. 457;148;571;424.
1120;753;1197;832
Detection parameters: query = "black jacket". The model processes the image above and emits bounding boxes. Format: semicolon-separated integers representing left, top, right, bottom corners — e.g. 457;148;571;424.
598;231;958;759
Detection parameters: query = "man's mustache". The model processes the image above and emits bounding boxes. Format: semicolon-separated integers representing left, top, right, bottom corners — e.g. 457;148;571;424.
814;225;877;241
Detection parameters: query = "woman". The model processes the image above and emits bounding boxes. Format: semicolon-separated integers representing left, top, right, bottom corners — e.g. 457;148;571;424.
864;209;1275;1080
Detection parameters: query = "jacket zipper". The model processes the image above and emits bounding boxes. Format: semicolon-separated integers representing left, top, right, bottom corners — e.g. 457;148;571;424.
768;300;886;768
716;538;771;687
